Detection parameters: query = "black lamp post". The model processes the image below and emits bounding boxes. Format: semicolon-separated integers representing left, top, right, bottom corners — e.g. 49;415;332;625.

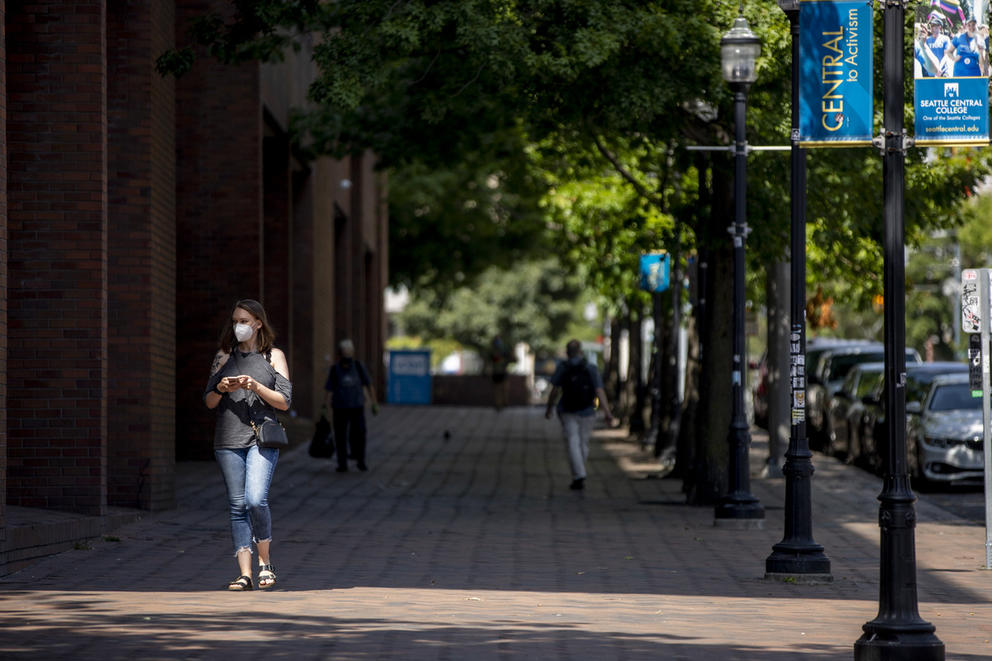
764;0;831;580
714;13;764;527
855;1;943;658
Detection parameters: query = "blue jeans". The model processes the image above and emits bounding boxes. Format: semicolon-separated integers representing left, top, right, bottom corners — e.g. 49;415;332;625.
215;445;279;555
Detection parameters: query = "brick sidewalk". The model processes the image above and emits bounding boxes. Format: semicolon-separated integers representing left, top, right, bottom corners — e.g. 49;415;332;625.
1;406;990;660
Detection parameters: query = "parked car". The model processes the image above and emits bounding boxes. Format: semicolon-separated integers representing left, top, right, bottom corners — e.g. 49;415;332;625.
752;337;857;432
858;361;968;474
808;343;922;450
907;372;985;488
825;361;884;461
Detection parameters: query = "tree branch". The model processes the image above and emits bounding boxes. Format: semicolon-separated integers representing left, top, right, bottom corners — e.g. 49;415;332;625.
592;134;664;210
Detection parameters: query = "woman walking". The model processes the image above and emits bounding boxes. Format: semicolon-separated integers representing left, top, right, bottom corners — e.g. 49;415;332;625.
204;299;292;590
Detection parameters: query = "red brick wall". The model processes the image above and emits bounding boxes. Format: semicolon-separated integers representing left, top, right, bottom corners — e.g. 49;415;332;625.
107;0;176;510
310;157;342;413
324;153;388;396
349;156;368;358
174;0;262;460
432;375;530;407
5;1;109;515
291;166;315;417
262;130;291;362
0;0;9;538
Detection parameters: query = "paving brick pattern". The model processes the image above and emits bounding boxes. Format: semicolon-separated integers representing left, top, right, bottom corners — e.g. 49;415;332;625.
1;405;991;659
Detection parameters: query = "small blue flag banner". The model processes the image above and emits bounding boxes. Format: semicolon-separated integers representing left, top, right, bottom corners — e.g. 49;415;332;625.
639;253;670;293
799;0;874;146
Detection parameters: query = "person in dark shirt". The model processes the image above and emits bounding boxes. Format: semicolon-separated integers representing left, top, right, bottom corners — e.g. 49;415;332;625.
204;299;292;591
544;339;615;491
324;339;378;472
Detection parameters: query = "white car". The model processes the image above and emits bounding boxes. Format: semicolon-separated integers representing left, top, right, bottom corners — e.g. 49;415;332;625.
907;372;985;487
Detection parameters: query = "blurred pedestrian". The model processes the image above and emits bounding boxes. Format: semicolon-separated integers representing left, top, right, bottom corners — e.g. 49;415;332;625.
324;339;379;472
488;335;512;411
204;299;291;591
544;339;615;490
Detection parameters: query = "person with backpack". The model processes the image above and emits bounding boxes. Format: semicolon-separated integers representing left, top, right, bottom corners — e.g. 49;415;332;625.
324;339;379;472
544;339;616;490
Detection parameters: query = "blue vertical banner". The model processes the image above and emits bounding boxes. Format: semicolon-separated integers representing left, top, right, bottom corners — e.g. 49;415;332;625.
912;13;990;146
799;0;874;146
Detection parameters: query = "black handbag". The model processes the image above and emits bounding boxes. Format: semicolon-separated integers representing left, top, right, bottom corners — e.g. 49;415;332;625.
308;413;335;458
231;351;288;449
252;418;289;449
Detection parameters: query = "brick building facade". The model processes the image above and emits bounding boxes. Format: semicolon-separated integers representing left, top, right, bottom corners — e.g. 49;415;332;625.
0;1;387;565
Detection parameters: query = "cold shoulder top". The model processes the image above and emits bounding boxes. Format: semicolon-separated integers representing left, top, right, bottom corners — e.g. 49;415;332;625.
204;349;293;450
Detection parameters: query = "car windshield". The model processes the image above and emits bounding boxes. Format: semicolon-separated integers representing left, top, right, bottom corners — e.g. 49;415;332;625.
827;353;885;381
928;383;981;412
825;350;918;381
855;372;883;398
808;348;834;380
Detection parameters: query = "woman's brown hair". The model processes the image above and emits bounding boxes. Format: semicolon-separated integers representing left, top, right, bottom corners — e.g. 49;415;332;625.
218;298;276;355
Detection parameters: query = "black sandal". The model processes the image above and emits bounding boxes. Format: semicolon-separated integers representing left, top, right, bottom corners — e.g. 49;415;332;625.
227;575;253;591
258;564;276;589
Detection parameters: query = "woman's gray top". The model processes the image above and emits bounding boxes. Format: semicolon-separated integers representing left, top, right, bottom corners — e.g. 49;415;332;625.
204;349;293;450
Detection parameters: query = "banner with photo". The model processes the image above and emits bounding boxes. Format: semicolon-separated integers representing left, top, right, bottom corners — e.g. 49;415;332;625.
799;0;874;146
913;3;991;145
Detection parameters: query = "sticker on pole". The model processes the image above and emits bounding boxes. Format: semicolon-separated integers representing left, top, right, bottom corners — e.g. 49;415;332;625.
970;333;984;397
962;268;983;333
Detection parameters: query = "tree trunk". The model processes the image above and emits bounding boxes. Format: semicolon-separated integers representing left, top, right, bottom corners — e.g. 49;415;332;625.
673;264;700;480
628;300;646;433
653;290;674;456
682;158;733;505
765;259;791;475
604;314;622;406
658;228;684;462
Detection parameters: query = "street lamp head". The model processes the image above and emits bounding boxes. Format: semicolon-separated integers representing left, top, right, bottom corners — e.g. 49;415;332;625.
777;0;800;13
721;15;762;85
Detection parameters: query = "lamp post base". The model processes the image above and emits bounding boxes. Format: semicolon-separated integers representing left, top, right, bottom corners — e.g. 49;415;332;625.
854;629;944;661
764;571;832;584
765;544;831;578
714;498;764;528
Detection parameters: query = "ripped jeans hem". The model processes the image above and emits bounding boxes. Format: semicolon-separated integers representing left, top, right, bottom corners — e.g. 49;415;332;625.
233;538;273;557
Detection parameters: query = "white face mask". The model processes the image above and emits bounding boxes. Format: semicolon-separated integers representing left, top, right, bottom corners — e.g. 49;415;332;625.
234;323;254;343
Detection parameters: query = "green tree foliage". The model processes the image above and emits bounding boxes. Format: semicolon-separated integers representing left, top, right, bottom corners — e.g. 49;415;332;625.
158;1;992;501
906;233;960;359
960;188;992;267
388;135;550;290
398;258;585;355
